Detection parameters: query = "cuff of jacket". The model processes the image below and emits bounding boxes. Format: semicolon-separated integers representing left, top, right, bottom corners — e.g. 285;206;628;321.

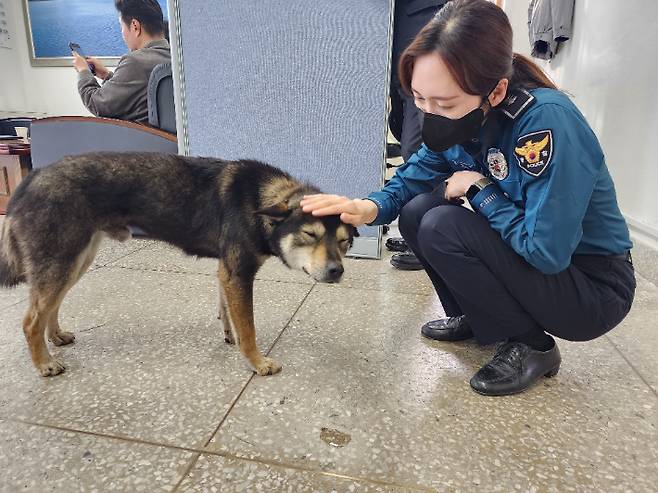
77;69;95;82
102;71;115;84
364;194;392;226
467;182;509;217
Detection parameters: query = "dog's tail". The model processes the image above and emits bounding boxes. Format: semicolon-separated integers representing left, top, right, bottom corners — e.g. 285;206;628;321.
0;217;26;288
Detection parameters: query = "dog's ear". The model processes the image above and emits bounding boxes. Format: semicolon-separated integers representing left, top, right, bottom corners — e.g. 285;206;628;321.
255;201;291;220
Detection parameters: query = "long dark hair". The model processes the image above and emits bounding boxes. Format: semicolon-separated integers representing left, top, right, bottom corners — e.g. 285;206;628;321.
398;0;557;96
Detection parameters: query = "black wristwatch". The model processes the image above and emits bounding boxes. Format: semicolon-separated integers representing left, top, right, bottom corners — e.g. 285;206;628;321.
466;177;494;202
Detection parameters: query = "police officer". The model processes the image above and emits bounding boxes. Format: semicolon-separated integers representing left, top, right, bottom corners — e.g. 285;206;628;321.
300;0;636;396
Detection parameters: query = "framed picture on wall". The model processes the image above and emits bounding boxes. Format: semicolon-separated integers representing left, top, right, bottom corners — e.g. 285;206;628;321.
22;0;168;67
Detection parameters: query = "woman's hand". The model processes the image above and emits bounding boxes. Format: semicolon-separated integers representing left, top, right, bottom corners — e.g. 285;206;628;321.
444;171;485;201
300;195;378;226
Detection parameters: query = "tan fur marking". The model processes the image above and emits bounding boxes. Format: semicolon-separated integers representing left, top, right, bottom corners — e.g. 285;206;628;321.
218;261;281;376
260;178;302;209
45;232;103;347
218;165;240;197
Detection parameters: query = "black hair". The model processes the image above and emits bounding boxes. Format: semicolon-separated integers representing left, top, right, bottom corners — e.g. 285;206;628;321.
115;0;165;36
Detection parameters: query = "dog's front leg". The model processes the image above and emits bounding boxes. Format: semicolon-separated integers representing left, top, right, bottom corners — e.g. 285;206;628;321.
217;280;236;345
218;261;281;376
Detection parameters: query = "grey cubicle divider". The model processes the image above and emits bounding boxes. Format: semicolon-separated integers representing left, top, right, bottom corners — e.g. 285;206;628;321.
168;0;394;258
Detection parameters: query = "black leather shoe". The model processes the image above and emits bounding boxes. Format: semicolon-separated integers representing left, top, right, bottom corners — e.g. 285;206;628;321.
470;341;561;396
421;315;474;341
386;142;402;158
390;251;423;270
385;237;408;252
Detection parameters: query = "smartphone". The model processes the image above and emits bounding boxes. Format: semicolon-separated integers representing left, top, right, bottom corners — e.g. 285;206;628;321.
69;42;96;75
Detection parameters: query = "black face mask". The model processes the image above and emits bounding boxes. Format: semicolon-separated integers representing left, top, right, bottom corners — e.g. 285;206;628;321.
421;94;493;153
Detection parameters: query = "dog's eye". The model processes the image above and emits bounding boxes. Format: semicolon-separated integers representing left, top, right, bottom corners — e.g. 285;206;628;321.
302;230;317;239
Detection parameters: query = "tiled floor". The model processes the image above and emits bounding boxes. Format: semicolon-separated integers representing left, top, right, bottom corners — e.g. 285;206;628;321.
0;218;656;492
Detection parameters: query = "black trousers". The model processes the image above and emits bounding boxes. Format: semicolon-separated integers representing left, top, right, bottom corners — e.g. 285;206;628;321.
398;188;636;345
389;74;423;162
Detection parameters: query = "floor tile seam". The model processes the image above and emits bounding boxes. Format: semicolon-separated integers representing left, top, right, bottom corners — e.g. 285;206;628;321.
197;285;314;447
199;283;316;448
603;334;658;399
264;283;316;357
170;452;202;493
635;270;658;290
5;417;435;492
0;297;29;312
321;283;434;297
102;264;315;286
95;242;158;268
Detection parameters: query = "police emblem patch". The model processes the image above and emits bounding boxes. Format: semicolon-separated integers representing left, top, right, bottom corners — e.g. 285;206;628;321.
514;130;553;177
487;148;509;180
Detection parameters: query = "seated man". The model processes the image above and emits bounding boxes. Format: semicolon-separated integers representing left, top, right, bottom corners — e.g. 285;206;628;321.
72;0;171;124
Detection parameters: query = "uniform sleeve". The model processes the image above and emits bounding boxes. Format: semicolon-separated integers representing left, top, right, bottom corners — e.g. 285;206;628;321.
77;55;142;119
468;104;602;274
367;144;452;225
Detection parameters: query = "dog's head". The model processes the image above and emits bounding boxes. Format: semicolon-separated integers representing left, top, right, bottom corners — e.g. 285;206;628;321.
256;199;358;283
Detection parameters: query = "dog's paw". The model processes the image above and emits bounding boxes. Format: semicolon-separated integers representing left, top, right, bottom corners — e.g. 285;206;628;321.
254;357;282;376
223;328;236;345
50;331;75;346
38;359;66;377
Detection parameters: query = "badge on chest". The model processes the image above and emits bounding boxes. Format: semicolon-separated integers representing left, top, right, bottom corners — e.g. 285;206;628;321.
487;148;509;180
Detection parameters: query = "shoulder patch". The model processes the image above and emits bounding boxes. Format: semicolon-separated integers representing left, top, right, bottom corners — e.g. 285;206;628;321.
500;88;535;120
514;130;553;177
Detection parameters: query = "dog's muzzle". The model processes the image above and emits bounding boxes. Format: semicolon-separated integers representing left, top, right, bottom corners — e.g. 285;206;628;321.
321;262;344;283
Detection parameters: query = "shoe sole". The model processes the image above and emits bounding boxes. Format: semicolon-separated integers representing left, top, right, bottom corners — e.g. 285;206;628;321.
470;365;560;397
420;328;474;342
385;245;408;252
390;261;424;271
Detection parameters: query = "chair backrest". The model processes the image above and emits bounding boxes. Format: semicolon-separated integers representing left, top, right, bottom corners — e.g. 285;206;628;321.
30;116;178;169
147;62;177;134
0;118;33;137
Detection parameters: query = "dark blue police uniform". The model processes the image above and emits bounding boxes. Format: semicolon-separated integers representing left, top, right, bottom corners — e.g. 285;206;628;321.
367;87;636;347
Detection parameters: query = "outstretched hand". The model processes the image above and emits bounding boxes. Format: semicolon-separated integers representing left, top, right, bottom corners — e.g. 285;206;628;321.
299;194;378;226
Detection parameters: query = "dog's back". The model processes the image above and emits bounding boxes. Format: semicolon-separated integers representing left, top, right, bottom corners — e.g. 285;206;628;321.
3;152;296;265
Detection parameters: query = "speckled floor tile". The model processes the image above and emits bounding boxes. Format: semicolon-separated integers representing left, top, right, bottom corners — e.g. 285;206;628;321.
111;242;314;284
92;237;155;268
0;283;28;310
0;236;150;310
336;249;436;295
606;274;658;393
207;285;658;493
0;267;311;448
0;419;192;493
177;454;421;492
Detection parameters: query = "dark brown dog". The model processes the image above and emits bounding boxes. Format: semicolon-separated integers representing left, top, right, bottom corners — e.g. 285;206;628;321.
0;152;356;377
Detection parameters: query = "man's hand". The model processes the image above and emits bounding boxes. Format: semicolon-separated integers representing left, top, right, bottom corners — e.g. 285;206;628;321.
72;52;90;73
300;194;378;226
444;171;485;201
85;57;110;80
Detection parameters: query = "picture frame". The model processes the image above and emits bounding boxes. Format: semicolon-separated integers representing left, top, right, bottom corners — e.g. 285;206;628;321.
21;0;167;67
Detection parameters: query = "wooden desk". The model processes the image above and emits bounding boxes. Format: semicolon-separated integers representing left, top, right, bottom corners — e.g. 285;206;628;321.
0;141;32;214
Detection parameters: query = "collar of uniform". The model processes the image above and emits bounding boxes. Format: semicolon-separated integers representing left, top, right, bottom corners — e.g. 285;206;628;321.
499;88;536;120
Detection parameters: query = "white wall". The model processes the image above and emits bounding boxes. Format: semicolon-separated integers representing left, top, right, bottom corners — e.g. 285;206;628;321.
0;0;96;118
504;0;658;246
